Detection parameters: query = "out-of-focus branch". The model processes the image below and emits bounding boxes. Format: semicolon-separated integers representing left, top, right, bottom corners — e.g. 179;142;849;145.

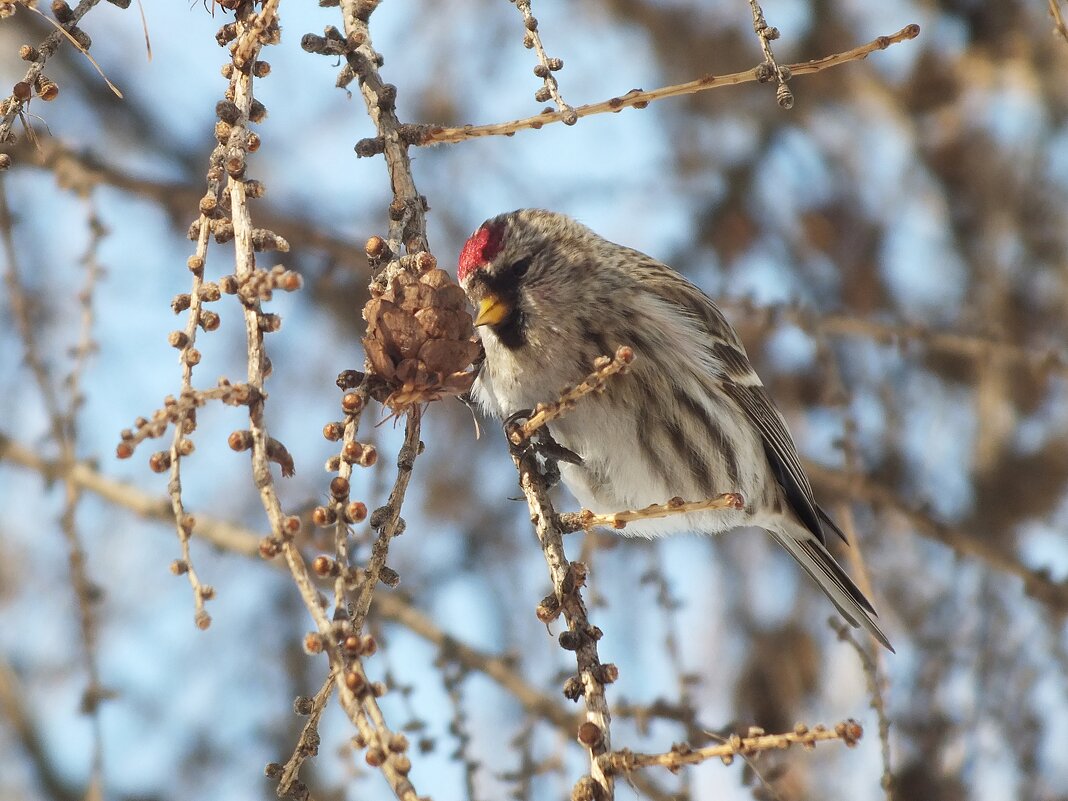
809;465;1068;614
415;24;919;145
1051;0;1068;43
726;298;1068;378
10;138;367;274
0;659;80;801
0;432;258;553
830;619;893;801
600;720;863;775
0;178;108;786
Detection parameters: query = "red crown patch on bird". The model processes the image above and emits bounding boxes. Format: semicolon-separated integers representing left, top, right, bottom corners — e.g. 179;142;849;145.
458;221;505;282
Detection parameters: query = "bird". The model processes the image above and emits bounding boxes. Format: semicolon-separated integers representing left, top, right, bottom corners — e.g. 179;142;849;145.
456;209;892;652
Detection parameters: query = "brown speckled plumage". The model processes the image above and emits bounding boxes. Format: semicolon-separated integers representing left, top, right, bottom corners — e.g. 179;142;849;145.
459;209;892;651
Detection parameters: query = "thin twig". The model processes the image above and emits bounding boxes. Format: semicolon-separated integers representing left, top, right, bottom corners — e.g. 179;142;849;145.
746;0;793;108
22;3;123;97
512;0;576;124
340;0;428;254
276;672;336;799
350;411;421;631
600;720;863;775
830;619;894;801
808;465;1068;614
559;493;745;533
507;346;634;445
0;0;115;148
0;179;109;787
1050;0;1068;43
415;25;919;145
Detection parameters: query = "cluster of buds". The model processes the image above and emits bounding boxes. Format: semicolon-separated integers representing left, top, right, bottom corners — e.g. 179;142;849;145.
361;243;480;414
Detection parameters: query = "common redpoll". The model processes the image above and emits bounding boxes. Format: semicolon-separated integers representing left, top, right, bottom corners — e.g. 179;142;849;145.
457;209;892;651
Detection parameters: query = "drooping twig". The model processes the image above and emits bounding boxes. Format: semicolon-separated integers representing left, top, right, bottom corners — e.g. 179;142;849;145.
0;180;109;787
273;671;336;800
507;346;635;445
746;0;793;108
414;25;919;145
600;720;863;775
512;0;576;124
830;619;893;801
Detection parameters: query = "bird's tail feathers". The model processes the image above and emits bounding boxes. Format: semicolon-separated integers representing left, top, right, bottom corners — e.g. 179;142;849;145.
769;522;894;652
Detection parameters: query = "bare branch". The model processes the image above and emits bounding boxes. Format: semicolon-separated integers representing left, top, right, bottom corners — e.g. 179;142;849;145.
600;720;863;775
416;24;920;145
829;619;893;801
1050;0;1068;43
809;465;1068;615
509;445;616;797
746;0;793;108
507;346;634;445
559;493;745;533
0;0;118;151
512;0;576;124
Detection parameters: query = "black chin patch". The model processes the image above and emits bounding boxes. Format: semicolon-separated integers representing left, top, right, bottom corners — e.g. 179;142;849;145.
491;306;526;350
478;258;530;351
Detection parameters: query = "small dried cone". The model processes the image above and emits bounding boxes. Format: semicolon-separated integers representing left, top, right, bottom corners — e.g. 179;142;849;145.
362;264;480;413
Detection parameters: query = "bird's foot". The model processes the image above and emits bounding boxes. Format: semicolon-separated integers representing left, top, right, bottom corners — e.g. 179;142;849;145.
504;409;582;489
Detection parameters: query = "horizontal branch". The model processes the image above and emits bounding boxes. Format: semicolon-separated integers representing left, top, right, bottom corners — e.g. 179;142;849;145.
559;493;745;533
723;298;1068;378
600;720;862;775
416;25;919;145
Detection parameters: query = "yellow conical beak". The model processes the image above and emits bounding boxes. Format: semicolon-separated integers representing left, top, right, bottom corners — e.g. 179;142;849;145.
474;293;510;327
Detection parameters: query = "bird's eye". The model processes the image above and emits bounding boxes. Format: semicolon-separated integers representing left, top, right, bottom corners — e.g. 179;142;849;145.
510;256;532;278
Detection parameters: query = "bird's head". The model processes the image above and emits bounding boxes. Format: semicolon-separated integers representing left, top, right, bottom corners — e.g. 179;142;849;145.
457;209;594;349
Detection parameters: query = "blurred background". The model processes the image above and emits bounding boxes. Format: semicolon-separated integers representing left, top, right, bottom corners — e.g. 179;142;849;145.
2;1;1067;800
